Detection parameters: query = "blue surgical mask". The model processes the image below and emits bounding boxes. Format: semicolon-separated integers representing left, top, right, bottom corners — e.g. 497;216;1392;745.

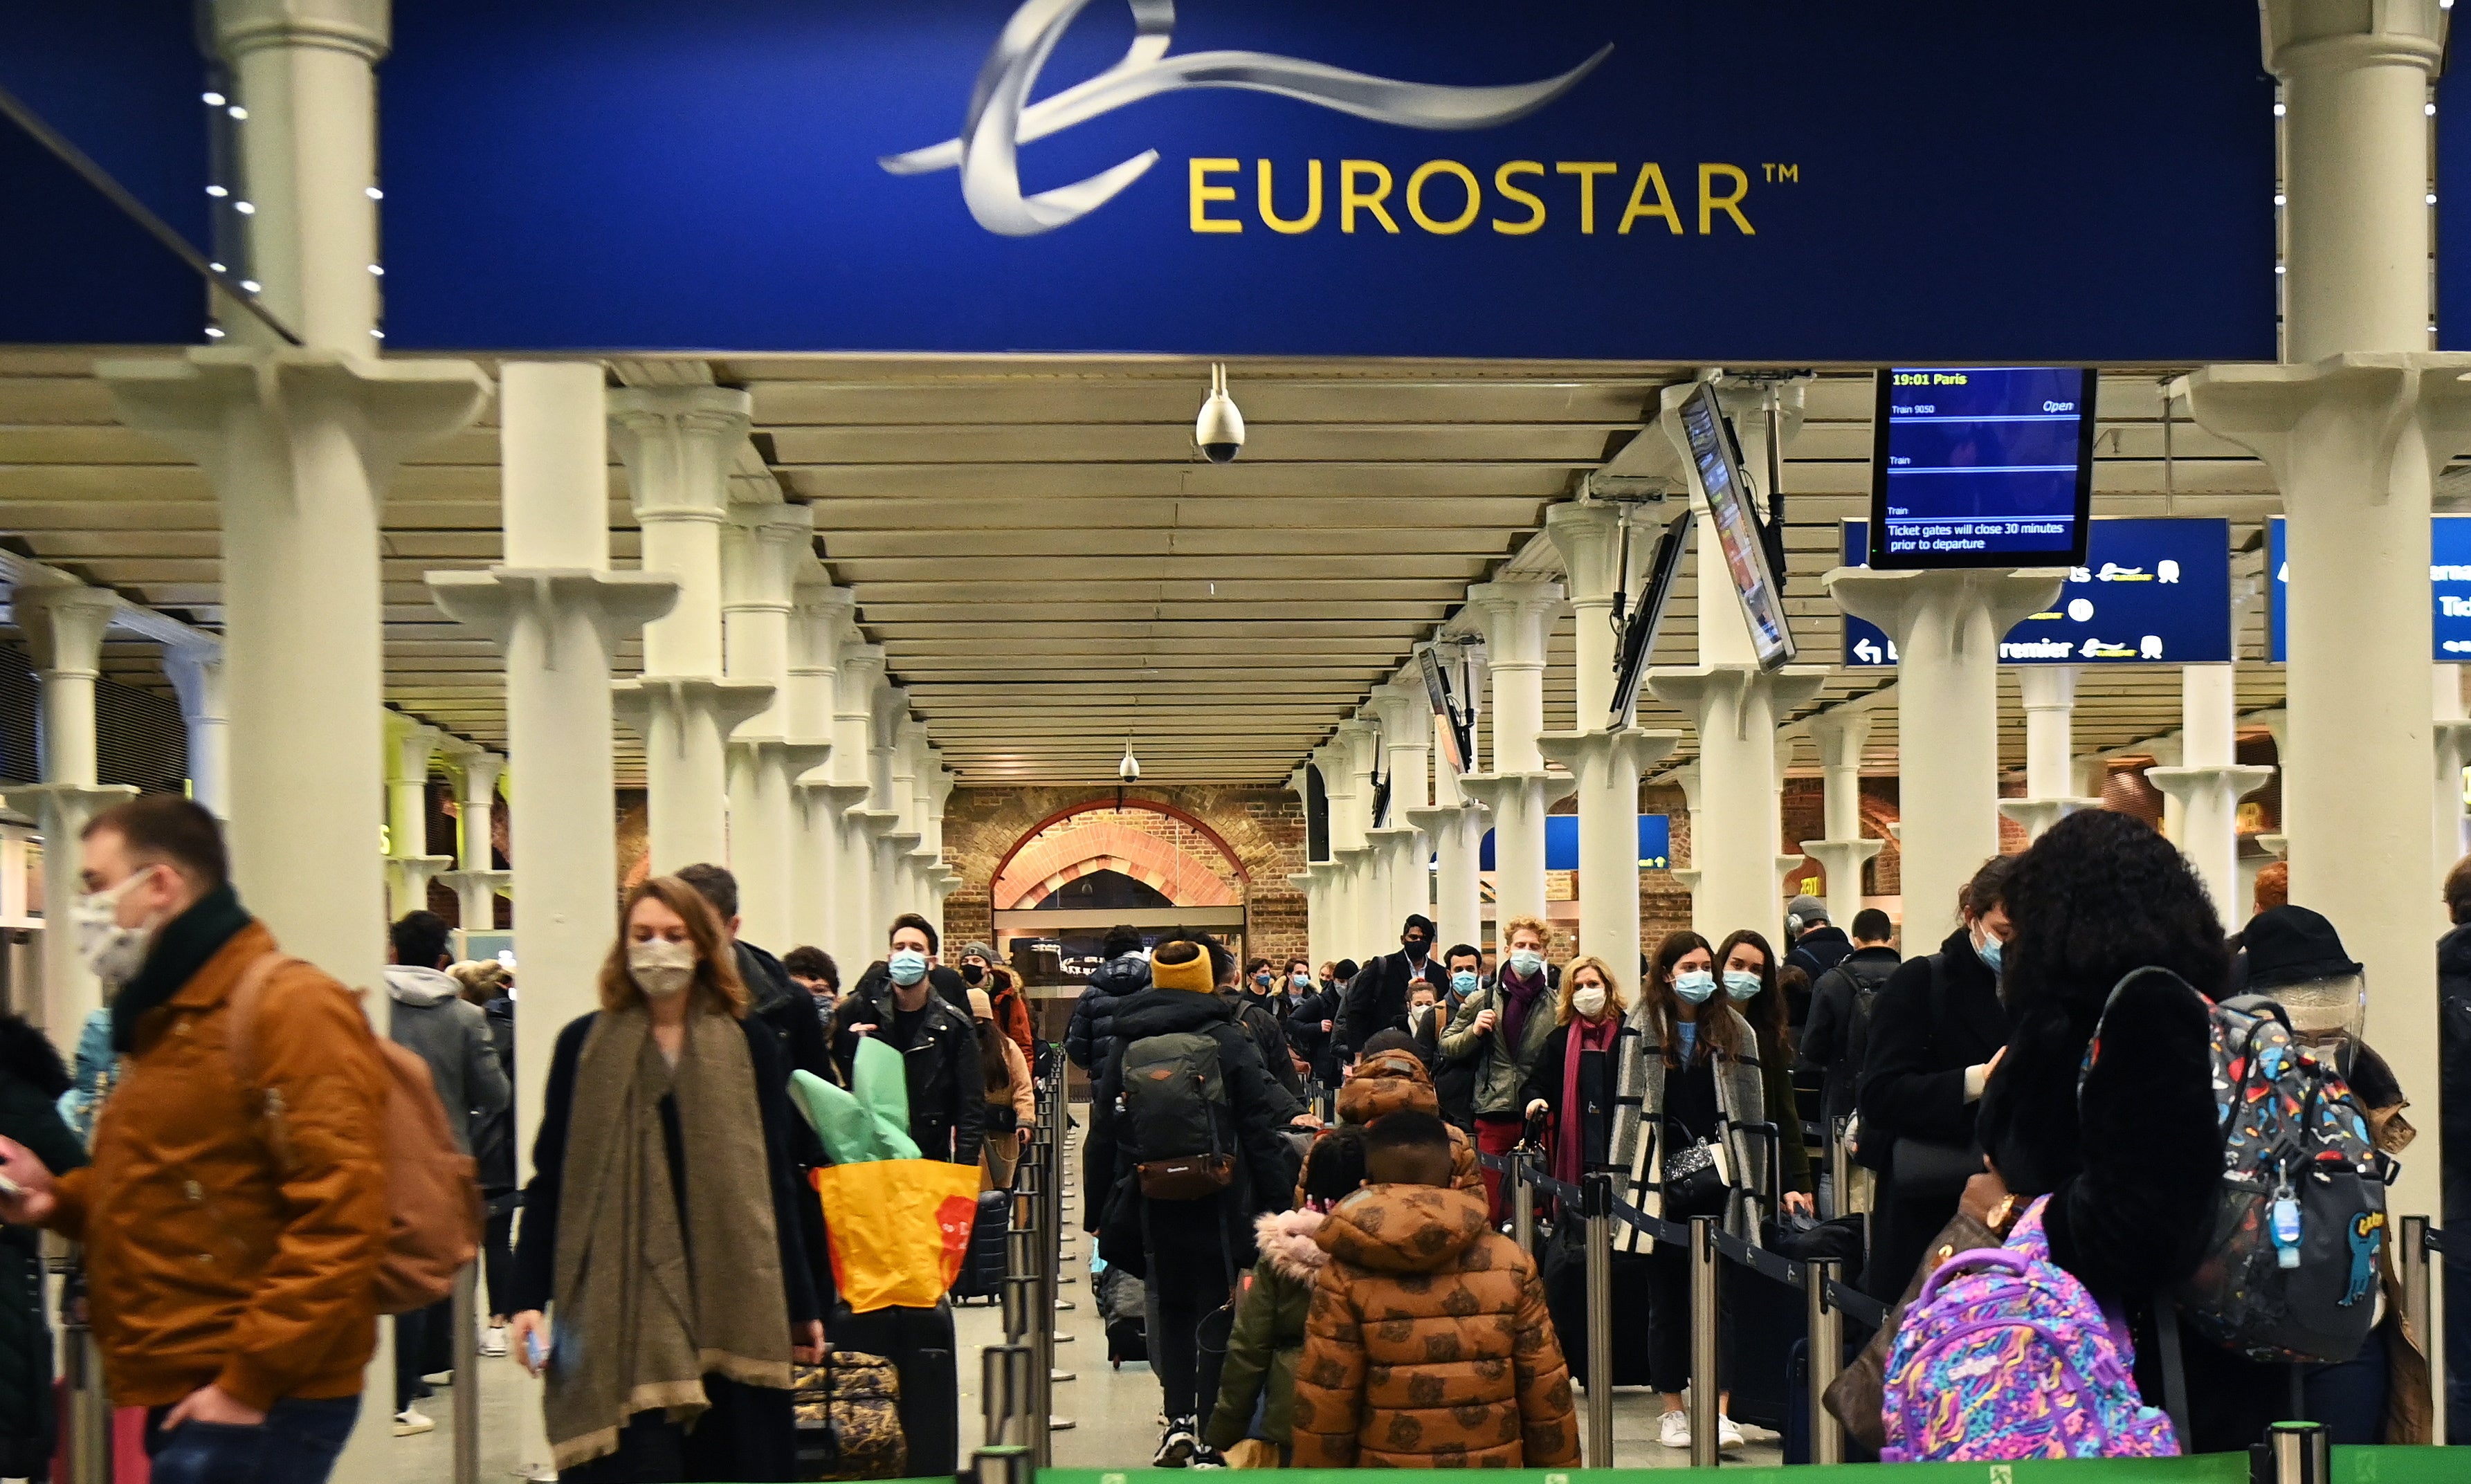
1508;949;1545;978
888;949;928;987
1291;971;1311;988
1723;970;1762;1002
1451;969;1479;996
1673;969;1717;1005
1254;971;1273;988
1973;928;2004;975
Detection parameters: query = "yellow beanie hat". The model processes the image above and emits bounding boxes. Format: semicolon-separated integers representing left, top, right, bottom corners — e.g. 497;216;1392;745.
1150;942;1214;992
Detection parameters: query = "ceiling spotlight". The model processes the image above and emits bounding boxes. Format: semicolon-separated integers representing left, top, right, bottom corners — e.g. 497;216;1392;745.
1194;362;1244;464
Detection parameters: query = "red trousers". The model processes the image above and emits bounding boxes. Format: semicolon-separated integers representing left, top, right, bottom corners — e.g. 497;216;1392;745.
1475;1112;1523;1225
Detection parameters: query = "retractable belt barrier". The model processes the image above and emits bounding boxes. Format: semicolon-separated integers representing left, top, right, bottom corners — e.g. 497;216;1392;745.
1012;1447;2463;1482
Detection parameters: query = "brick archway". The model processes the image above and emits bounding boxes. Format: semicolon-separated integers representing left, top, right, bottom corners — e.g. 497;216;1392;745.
991;798;1247;911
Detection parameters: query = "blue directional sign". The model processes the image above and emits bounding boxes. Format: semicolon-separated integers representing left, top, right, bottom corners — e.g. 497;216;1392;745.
1841;517;2232;668
2265;516;2471;661
1479;814;1670;871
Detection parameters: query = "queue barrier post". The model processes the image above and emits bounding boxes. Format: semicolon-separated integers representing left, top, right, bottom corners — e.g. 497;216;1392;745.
1825;1120;1853;1222
64;1311;107;1484
1511;1147;1537;1257
981;1344;1038;1448
1580;1171;1615;1468
1803;1256;1844;1465
972;1442;1034;1484
453;1260;482;1484
2402;1215;2433;1401
2260;1420;2329;1484
1688;1214;1722;1469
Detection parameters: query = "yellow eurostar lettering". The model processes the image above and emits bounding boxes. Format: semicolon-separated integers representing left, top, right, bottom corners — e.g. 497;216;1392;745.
1616;163;1683;235
1490;161;1546;235
1405;159;1481;235
1553;161;1617;234
1340;160;1400;234
1257;158;1322;234
1189;158;1242;233
1698;163;1754;235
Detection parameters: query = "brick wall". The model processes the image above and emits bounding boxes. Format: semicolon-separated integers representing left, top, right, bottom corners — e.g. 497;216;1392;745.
943;785;1310;966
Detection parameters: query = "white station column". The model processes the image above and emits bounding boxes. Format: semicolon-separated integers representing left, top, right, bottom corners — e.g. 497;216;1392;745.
1337;717;1387;950
722;500;828;949
1652;383;1825;942
2186;0;2471;1238
100;5;493;1465
868;688;924;932
2146;665;2274;918
2436;665;2471;910
924;766;961;942
1405;648;1489;955
1827;570;2062;935
1798;710;1884;926
1458;581;1570;937
1538;503;1678;991
1367;677;1434;934
437;742;509;944
897;719;940;921
787;578;859;953
835;643;893;957
381;713;453;919
161;641;229;817
610;387;772;874
6;583;136;1034
2000;667;2104;841
429;361;673;1478
1306;740;1356;960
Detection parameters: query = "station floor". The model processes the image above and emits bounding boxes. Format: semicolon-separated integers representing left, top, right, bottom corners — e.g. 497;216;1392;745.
394;1121;1783;1478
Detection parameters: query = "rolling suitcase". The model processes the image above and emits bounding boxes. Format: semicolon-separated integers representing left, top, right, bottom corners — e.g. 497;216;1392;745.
1097;1263;1149;1366
829;1299;960;1478
948;1189;1010;1303
1540;1225;1658;1388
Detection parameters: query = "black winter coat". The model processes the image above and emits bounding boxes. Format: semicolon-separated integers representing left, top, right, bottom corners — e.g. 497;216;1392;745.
1976;962;2226;1447
0;1050;80;1479
1339;951;1444;1054
1091;988;1303;1279
1414;995;1478;1129
1064;954;1149;1072
1853;931;2008;1298
742;940;832;1082
1798;944;1901;1124
473;995;517;1194
1785;924;1854;990
1286;989;1344;1085
828;976;987;1165
2439;925;2471;1241
1230;988;1306;1100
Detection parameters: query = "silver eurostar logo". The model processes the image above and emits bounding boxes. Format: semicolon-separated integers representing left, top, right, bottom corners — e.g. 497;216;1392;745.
880;0;1612;237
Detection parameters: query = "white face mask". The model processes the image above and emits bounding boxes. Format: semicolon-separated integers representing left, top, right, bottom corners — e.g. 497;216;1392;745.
73;868;161;987
1571;984;1608;1019
628;937;697;999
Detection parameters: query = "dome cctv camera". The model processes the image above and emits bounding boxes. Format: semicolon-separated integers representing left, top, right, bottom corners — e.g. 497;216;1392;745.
1119;740;1141;783
1195;362;1244;464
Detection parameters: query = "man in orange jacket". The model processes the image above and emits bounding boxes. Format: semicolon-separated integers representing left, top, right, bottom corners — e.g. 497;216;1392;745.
0;796;390;1484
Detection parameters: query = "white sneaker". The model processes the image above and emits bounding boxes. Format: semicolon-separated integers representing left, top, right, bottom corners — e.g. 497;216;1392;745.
480;1326;509;1358
394;1407;435;1437
1719;1413;1747;1449
422;1370;453;1387
1659;1410;1690;1449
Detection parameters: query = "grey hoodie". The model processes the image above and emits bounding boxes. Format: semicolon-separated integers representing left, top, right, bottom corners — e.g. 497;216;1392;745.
384;964;509;1155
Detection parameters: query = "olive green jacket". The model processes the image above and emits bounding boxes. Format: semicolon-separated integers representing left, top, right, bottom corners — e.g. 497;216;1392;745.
1439;973;1560;1119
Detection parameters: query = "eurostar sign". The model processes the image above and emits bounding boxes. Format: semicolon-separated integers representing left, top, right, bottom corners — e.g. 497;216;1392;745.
376;0;2276;360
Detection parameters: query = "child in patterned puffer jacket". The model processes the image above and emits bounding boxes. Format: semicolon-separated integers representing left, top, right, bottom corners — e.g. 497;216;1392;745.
1289;1111;1577;1469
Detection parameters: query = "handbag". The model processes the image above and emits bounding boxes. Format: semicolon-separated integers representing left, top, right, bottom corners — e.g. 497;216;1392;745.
1821;1209;2000;1454
1662;1136;1729;1212
1888;1137;1982;1202
794;1350;906;1481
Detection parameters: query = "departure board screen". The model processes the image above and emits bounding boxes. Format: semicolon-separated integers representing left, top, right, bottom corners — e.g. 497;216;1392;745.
1868;367;2097;569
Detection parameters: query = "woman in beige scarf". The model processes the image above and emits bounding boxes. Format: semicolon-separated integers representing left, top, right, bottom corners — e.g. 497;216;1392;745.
505;877;826;1481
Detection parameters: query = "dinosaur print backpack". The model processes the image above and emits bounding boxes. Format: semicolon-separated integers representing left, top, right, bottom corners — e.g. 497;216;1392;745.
1879;1198;2178;1461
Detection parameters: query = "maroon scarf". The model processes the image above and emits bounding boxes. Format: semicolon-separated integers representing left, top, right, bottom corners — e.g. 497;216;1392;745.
1553;1013;1621;1187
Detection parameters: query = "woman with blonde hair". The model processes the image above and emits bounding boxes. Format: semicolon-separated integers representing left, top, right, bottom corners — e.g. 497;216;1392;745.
506;877;824;1482
1517;953;1627;1193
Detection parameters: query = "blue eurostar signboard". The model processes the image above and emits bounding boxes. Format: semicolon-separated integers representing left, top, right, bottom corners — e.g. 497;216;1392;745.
2265;516;2471;661
367;1;2276;359
1841;518;2232;668
1478;814;1670;872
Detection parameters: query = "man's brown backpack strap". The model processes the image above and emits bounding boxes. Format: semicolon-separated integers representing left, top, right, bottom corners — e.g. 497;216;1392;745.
228;952;481;1315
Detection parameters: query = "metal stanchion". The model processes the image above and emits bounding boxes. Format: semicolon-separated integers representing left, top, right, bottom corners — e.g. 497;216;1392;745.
1580;1172;1614;1469
1804;1257;1844;1465
65;1324;107;1484
1018;1138;1054;1467
1689;1215;1721;1469
972;1442;1034;1484
2261;1420;2328;1484
1511;1147;1536;1256
981;1344;1037;1447
2402;1215;2434;1381
453;1261;481;1484
1825;1121;1852;1222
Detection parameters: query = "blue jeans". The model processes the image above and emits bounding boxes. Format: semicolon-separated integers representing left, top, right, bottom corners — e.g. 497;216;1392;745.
145;1395;361;1484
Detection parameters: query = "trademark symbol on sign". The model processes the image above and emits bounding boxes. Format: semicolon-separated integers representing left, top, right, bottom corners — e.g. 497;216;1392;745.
1762;163;1800;183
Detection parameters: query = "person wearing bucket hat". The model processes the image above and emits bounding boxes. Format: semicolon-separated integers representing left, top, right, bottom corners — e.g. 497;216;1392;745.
956;940;1034;1063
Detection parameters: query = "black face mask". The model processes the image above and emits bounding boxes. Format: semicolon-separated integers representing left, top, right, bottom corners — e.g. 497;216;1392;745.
960;964;985;985
1403;938;1429;959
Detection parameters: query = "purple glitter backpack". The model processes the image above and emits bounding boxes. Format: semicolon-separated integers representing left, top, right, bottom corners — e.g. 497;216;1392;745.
1879;1198;2179;1461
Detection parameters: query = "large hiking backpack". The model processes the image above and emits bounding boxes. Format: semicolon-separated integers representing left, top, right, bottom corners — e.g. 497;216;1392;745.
1119;1029;1235;1200
1881;1196;2177;1461
2161;985;2388;1364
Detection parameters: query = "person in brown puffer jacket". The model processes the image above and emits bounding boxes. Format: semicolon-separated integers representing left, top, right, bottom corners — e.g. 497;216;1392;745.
1302;1034;1481;1204
1289;1112;1576;1469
